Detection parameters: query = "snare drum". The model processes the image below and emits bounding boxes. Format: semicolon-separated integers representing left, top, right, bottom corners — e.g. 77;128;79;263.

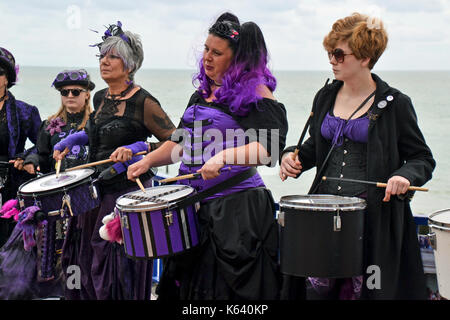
17;168;100;220
278;194;366;278
428;209;450;299
116;184;200;260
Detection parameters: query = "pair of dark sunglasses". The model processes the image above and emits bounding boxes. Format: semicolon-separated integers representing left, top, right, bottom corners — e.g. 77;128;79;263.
60;88;87;97
0;67;5;76
328;48;354;63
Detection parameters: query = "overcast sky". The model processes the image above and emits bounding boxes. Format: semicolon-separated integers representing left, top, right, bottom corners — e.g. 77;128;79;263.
2;0;450;70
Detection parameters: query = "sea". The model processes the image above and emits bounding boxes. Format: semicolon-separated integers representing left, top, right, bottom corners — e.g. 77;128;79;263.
11;67;450;216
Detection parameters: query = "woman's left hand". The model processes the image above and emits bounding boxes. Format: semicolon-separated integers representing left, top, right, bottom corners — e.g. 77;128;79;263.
197;152;225;180
383;175;410;202
110;147;133;163
9;158;24;170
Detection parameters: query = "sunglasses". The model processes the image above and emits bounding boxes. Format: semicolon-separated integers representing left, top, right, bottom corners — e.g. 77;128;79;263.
328;48;354;63
60;88;87;97
0;68;5;76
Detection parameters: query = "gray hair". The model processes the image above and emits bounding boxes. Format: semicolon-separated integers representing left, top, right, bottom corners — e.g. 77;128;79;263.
100;30;144;81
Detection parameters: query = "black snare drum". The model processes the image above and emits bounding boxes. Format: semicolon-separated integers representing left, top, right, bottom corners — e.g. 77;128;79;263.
278;194;366;278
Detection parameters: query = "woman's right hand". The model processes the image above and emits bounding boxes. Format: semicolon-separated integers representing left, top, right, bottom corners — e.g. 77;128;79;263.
127;156;152;182
53;148;70;161
279;152;302;181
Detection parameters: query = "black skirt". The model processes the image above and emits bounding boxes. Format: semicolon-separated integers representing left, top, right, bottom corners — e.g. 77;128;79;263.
156;187;280;300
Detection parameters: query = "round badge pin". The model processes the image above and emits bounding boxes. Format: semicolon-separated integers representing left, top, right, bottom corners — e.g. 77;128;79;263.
377;100;387;109
386;95;394;102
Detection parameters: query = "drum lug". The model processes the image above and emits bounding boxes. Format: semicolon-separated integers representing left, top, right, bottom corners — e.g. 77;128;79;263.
89;184;98;200
427;232;436;250
334;211;341;232
18;197;25;210
121;214;130;230
277;210;285;227
61;194;74;217
165;212;174;226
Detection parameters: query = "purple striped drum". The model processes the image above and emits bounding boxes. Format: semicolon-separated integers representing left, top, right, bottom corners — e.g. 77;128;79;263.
115;184;200;259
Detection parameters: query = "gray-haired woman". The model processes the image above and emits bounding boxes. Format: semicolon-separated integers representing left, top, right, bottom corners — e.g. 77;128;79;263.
54;21;176;300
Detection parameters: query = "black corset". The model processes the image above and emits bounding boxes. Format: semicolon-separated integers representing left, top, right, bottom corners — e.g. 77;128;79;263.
317;139;367;197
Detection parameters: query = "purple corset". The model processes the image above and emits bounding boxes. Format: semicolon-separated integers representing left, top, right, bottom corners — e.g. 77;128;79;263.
321;112;369;146
178;104;265;201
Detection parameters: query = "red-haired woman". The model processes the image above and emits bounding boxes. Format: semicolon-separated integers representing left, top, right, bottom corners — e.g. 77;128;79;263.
280;13;435;300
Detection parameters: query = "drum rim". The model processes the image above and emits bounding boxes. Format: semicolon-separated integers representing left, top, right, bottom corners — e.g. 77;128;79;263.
279;194;366;211
116;185;195;212
429;208;450;230
17;168;96;197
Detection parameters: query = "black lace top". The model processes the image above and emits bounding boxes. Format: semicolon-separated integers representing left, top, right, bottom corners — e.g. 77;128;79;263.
87;87;175;192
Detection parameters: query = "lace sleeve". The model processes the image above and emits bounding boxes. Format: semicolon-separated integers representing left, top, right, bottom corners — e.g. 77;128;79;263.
143;96;176;143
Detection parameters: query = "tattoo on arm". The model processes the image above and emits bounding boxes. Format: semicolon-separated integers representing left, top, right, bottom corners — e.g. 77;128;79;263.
152;113;176;131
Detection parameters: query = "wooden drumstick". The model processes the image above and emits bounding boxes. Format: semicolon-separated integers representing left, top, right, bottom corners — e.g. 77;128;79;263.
66;151;148;172
55;160;61;178
291;111;313;161
321;176;429;192
135;178;146;193
159;167;232;184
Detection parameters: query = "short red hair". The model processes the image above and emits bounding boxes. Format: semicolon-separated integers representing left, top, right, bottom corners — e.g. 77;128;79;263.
323;13;388;69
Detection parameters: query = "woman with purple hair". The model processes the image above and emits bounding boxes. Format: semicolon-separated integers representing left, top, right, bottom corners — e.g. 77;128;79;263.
127;12;288;300
0;47;41;247
53;21;176;299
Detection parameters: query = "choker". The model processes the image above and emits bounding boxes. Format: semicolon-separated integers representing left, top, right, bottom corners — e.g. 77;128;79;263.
107;83;134;100
213;82;222;87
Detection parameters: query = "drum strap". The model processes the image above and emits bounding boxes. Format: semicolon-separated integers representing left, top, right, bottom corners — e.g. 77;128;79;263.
175;167;257;208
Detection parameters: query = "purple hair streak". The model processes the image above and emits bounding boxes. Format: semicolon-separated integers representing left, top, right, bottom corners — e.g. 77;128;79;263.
193;21;276;116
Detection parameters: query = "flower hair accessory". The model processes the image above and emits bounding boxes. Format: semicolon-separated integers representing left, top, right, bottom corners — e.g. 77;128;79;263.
209;21;240;42
366;16;382;30
90;21;132;48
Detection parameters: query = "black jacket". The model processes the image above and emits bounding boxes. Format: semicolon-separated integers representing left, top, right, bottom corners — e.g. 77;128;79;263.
283;73;435;299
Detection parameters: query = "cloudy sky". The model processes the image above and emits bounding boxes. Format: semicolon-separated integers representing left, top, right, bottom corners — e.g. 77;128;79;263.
2;0;450;70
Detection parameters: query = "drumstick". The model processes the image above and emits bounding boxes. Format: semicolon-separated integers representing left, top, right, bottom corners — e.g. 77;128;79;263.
321;176;429;192
55;160;61;178
65;151;148;172
159;167;232;184
292;111;313;161
135;178;146;193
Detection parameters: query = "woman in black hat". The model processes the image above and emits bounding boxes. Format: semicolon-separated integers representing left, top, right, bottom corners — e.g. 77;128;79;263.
0;47;41;247
0;69;96;300
23;69;95;174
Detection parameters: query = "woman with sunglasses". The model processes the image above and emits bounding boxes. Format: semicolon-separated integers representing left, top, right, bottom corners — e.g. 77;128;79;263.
127;12;288;300
23;69;94;174
279;13;435;300
0;69;95;300
0;47;41;248
53;22;176;300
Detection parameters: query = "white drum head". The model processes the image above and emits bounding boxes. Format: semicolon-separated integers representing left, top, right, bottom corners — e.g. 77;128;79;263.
19;168;95;194
279;194;366;211
429;209;450;229
116;185;195;211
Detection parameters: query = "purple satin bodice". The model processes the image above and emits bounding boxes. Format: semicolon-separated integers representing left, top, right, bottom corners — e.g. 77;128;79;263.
177;103;265;201
321;112;370;146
